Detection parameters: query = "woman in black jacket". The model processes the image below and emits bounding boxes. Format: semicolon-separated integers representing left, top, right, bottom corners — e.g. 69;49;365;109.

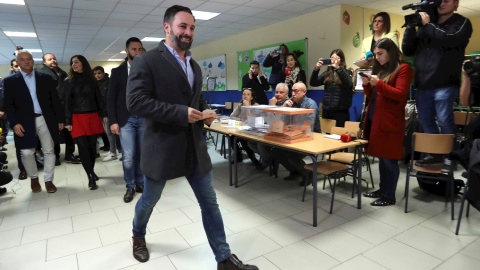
64;55;105;190
279;53;306;96
310;49;353;127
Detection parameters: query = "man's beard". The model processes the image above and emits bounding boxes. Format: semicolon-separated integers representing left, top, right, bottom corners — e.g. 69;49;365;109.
128;53;135;61
170;29;193;50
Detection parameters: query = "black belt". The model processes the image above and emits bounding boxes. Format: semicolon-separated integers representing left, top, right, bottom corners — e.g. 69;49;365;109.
34;113;42;117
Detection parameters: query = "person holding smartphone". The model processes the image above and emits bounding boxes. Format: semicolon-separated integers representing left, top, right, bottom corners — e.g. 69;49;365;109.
361;38;413;206
310;49;353;127
241;60;269;105
279;53;306;96
263;44;289;89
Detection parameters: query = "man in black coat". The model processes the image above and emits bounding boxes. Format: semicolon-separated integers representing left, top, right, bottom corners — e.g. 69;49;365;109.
4;51;64;193
241;60;269;104
107;37;145;203
126;5;258;270
38;53;79;165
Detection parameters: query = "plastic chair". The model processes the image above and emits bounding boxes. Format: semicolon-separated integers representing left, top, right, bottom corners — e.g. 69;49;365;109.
303;161;350;214
328;126;375;195
404;133;456;220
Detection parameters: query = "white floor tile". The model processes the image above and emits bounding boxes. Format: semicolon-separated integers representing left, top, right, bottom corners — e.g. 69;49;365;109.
217;193;262;212
222;209;270;233
0;209;48;231
264;241;339;270
250;199;303;221
122;256;176;270
394;226;477;260
306;227;374;262
290;209;349;232
226;229;281;261
28;194;70;212
147;209;192;233
339;216;402;244
154;193;196;212
435;253;480;270
98;219;135;246
48;201;91;221
20;254;78;270
363;239;442;270
22;218;73;244
77;241;138;270
168;244;218;270
460;237;480;261
367;205;427;230
72;209;118;232
176;220;233;247
0;227;23;250
46;228;102;260
244;256;280;270
0;200;29;218
257;217;318;247
68;189;107;204
137;229;189;260
0;240;47;270
113;203;159;222
330;255;387;270
89;195;126;212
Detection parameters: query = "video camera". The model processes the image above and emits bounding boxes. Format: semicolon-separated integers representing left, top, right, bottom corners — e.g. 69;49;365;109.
402;0;441;27
13;45;23;56
465;56;480;105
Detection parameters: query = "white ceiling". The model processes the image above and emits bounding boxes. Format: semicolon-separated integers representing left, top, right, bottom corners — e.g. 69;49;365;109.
0;0;479;64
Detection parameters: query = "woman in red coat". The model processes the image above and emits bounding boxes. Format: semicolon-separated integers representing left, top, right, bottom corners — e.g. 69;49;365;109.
361;38;413;206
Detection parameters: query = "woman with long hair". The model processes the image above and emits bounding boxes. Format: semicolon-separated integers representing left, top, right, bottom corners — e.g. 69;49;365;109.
263;43;289;89
361;12;399;57
361;38;413;206
64;55;106;190
310;49;353;127
279;53;306;96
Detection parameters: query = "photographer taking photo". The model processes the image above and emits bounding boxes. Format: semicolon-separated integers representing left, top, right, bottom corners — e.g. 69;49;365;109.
402;0;472;167
460;58;480;107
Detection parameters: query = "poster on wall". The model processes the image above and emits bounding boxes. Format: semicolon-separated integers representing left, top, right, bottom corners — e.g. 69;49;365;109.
237;38;307;91
198;54;227;91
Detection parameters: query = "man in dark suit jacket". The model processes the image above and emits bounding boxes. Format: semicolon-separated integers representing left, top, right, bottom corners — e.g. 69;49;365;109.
3;51;64;193
126;5;258;270
241;60;270;104
107;37;146;203
38;53;79;166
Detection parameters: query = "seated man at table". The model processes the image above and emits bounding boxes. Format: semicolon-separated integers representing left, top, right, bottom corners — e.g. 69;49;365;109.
249;83;290;171
276;82;321;183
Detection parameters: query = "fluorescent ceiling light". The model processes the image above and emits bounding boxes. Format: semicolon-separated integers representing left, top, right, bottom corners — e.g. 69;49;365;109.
141;37;164;42
33;58;42;61
119;51;126;54
108;59;123;61
4;31;37;37
192;10;220;20
0;0;25;5
25;49;42;53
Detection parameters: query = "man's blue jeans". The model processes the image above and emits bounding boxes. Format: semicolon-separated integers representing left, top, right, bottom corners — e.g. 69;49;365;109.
378;158;400;199
119;116;145;189
416;86;458;135
132;163;231;263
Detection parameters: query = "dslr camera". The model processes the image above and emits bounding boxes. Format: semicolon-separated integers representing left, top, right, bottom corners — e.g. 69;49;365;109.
465;56;480;97
402;0;441;27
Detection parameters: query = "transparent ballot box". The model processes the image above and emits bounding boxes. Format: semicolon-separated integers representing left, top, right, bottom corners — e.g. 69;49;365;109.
238;105;277;136
262;107;314;143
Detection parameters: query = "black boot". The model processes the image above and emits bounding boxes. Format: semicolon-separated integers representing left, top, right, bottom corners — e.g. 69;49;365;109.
88;174;98;190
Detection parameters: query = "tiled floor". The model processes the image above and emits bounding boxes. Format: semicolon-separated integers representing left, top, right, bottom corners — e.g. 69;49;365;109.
0;135;479;270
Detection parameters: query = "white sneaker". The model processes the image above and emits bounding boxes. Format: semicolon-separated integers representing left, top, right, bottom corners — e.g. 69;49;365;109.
103;154;117;162
103;152;112;157
117;153;122;160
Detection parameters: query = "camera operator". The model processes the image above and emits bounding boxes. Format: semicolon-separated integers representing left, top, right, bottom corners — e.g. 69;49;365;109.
402;0;472;167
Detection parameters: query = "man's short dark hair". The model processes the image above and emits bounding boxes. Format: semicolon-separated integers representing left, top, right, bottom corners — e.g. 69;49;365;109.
164;5;194;24
10;59;16;67
126;37;142;49
93;66;105;73
250;60;260;67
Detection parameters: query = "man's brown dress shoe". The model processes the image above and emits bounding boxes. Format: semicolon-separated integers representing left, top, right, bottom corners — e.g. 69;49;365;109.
132;236;149;262
218;254;258;270
45;181;57;193
31;177;41;193
18;171;27;180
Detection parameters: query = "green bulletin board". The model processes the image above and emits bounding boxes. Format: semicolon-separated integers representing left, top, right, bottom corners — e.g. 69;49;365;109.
237;38;308;91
